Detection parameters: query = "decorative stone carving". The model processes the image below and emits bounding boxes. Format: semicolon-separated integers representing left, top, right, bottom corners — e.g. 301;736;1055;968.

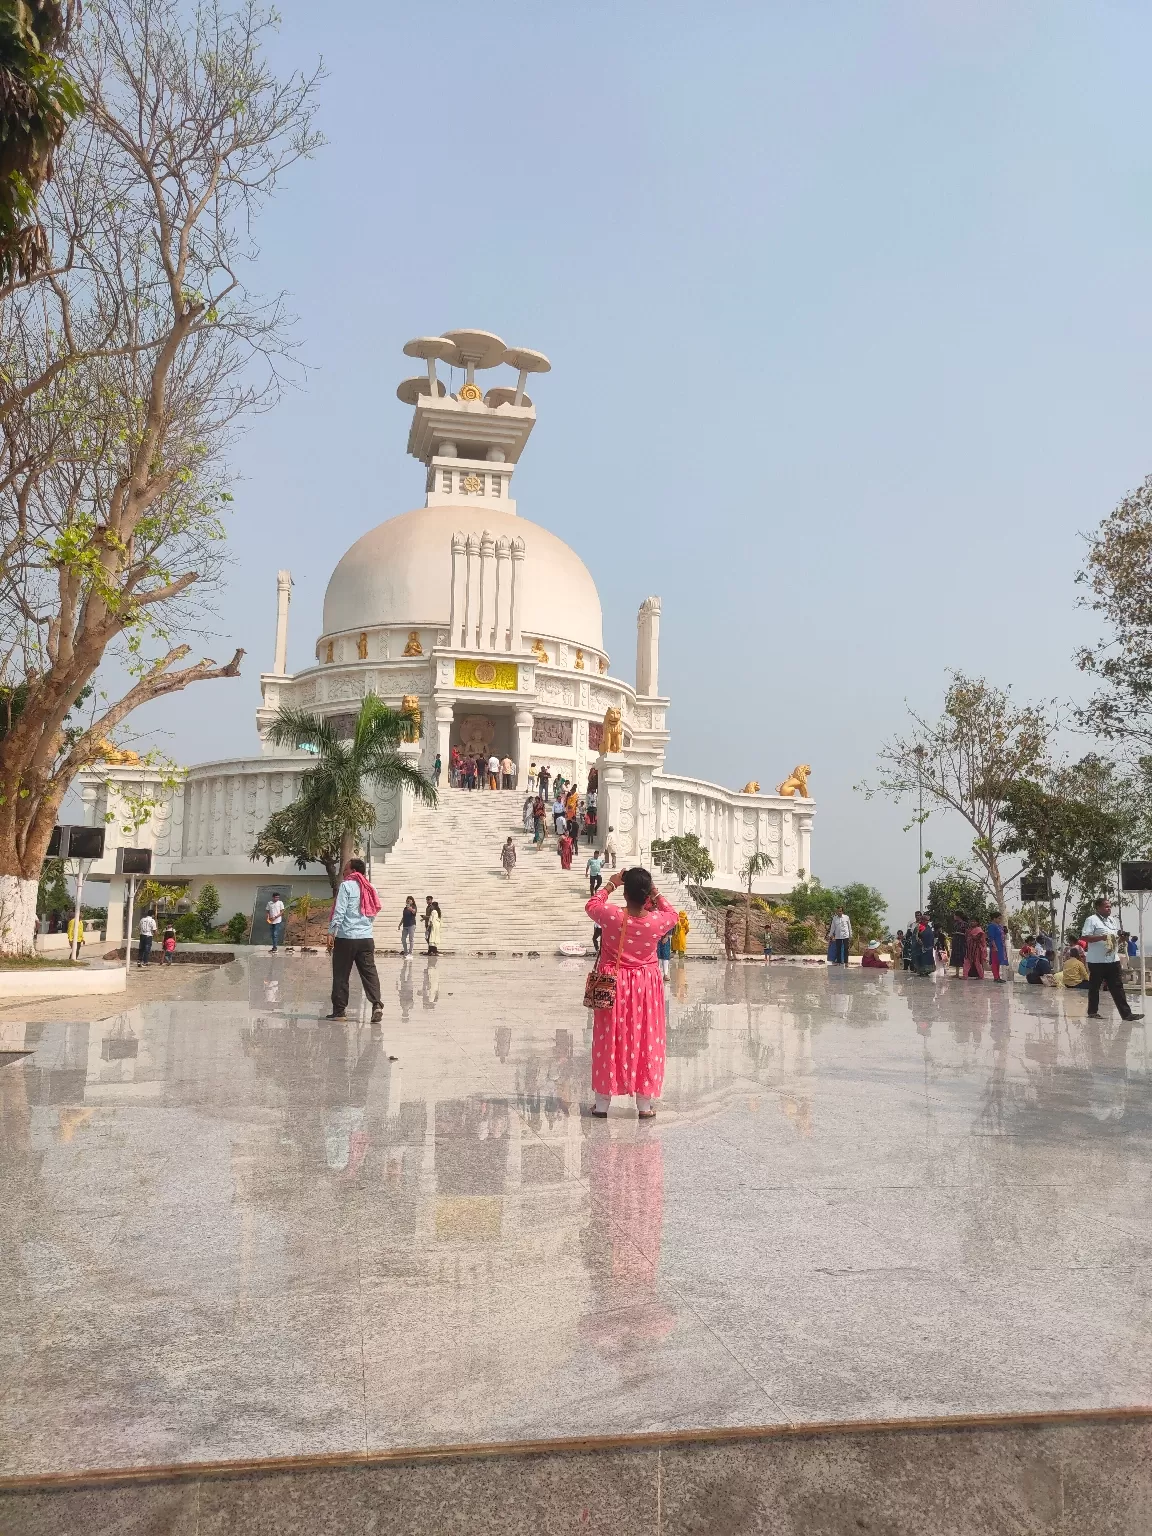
538;676;574;707
532;716;573;747
402;630;424;656
400;695;422;739
777;764;812;798
458;714;495;755
327;675;365;700
531;638;549;664
589;687;615;713
588;720;603;753
601;707;624;754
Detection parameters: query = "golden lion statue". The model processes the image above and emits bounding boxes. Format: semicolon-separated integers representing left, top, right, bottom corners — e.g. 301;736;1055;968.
400;694;422;740
96;738;142;766
601;706;624;754
741;780;760;794
776;764;811;798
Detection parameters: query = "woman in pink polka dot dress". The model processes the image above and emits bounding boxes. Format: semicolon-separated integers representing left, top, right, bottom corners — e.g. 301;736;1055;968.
586;866;679;1119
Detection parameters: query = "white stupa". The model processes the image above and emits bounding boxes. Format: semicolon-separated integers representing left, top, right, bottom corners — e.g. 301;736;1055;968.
82;329;814;939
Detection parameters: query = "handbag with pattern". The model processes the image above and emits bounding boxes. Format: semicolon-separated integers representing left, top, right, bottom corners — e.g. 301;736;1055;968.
583;915;628;1011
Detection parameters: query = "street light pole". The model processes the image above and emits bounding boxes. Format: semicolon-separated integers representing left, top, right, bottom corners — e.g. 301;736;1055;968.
914;746;927;913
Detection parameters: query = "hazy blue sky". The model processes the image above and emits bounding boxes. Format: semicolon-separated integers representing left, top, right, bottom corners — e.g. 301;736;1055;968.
124;0;1152;922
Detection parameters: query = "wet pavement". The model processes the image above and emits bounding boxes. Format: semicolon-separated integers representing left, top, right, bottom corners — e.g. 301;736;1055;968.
3;953;1152;1478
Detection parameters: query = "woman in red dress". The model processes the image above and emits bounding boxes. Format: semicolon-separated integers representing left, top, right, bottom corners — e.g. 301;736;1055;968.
585;867;679;1119
558;831;575;870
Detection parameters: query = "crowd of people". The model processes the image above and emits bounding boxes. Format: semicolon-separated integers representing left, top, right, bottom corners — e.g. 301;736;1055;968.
887;897;1143;1021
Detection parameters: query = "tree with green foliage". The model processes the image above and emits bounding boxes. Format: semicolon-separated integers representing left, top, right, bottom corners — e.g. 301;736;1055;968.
788;878;888;945
256;695;435;894
862;673;1050;913
650;833;714;885
195;882;220;933
926;869;991;937
0;0;83;282
1076;474;1152;749
36;853;67;916
224;911;248;944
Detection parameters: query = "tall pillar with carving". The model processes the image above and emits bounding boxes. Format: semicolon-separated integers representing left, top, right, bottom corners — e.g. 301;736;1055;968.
494;536;511;652
635;595;661;696
514;709;533;791
464;534;480;649
509;536;525;653
273;570;293;674
449;533;466;648
478;531;496;650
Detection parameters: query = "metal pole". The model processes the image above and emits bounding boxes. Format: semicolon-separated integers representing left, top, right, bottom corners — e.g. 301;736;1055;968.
1140;891;1146;1009
124;874;136;974
69;859;86;961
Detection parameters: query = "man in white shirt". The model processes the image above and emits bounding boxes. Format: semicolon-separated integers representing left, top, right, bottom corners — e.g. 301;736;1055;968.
828;907;852;966
602;826;618;869
486;753;500;791
1081;897;1142;1021
137;911;157;967
266;892;286;954
500;755;515;790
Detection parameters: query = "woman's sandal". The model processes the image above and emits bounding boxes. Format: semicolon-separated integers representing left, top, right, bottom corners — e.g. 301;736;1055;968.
637;1110;656;1120
588;1107;608;1119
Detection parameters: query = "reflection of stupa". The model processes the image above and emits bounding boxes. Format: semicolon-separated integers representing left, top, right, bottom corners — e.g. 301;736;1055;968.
81;328;814;936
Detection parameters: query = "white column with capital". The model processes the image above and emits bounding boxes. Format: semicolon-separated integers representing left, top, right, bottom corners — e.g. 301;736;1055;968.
509;537;525;653
274;570;293;674
514;709;533;791
478;531;496;650
494;537;511;653
636;595;661;696
449;534;466;649
464;534;480;650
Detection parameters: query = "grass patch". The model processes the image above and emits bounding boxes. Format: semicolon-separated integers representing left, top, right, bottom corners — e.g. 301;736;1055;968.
0;954;88;970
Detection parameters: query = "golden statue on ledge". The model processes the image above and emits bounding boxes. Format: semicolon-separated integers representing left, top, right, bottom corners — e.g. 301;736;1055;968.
400;695;422;740
741;781;760;794
601;706;624;755
531;638;549;664
598;658;607;674
574;648;585;670
776;764;812;799
402;630;423;657
96;739;142;767
324;640;334;663
357;632;368;660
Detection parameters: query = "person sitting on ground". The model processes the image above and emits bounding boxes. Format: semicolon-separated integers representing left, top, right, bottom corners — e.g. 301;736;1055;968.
1017;944;1038;977
861;940;889;970
1027;948;1054;985
501;836;517;879
1062;944;1090;989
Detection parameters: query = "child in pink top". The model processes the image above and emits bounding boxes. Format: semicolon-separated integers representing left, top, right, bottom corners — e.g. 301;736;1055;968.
585;867;679;1119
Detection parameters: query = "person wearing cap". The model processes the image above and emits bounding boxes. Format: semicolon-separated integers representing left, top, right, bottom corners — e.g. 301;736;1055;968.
860;940;888;970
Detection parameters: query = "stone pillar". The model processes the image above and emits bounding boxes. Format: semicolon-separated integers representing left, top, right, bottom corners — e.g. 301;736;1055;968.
435;702;454;786
272;570;293;674
509;537;525;653
478;531;496;650
106;875;126;943
514;709;533;790
449;533;466;648
796;814;813;880
464;534;480;649
636;595;661;697
598;753;626;863
494;536;511;652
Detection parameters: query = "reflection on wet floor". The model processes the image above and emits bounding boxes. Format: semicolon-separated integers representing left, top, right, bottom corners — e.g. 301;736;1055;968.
4;955;1152;1478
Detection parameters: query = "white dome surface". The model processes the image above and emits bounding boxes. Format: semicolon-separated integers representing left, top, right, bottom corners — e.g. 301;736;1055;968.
321;505;604;652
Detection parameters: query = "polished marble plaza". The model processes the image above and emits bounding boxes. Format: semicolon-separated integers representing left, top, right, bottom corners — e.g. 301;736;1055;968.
3;955;1152;1479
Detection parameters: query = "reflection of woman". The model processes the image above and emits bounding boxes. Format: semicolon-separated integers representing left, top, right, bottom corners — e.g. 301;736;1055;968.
585;868;679;1119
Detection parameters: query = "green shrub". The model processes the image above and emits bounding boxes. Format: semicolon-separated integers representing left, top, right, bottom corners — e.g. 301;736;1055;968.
225;912;249;944
173;913;202;942
196;882;221;932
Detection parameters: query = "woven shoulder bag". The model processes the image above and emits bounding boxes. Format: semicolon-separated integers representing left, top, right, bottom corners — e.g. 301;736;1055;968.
583;914;628;1011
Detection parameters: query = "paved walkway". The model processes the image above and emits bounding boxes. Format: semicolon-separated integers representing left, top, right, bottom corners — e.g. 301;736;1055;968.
3;956;1151;1480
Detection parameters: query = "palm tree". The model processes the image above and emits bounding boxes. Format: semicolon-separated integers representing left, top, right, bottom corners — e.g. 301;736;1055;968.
257;695;436;890
737;850;774;950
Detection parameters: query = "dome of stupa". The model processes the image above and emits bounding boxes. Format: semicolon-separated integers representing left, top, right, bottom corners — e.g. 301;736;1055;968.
320;503;604;652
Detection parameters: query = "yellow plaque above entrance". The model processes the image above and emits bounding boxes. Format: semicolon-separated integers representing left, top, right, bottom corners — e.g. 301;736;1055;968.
455;659;518;691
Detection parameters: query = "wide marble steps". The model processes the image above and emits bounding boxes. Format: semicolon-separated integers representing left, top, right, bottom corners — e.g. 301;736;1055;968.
369;787;721;956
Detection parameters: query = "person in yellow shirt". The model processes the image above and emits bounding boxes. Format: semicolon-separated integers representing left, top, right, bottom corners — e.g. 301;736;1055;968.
67;915;85;954
671;910;690;956
1062;944;1090;990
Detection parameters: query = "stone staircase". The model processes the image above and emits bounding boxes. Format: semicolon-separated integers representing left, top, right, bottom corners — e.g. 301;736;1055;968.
369;787;720;957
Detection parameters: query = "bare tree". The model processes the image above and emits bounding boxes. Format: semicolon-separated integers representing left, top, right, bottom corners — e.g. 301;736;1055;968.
1075;472;1152;748
860;673;1051;913
0;0;321;951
